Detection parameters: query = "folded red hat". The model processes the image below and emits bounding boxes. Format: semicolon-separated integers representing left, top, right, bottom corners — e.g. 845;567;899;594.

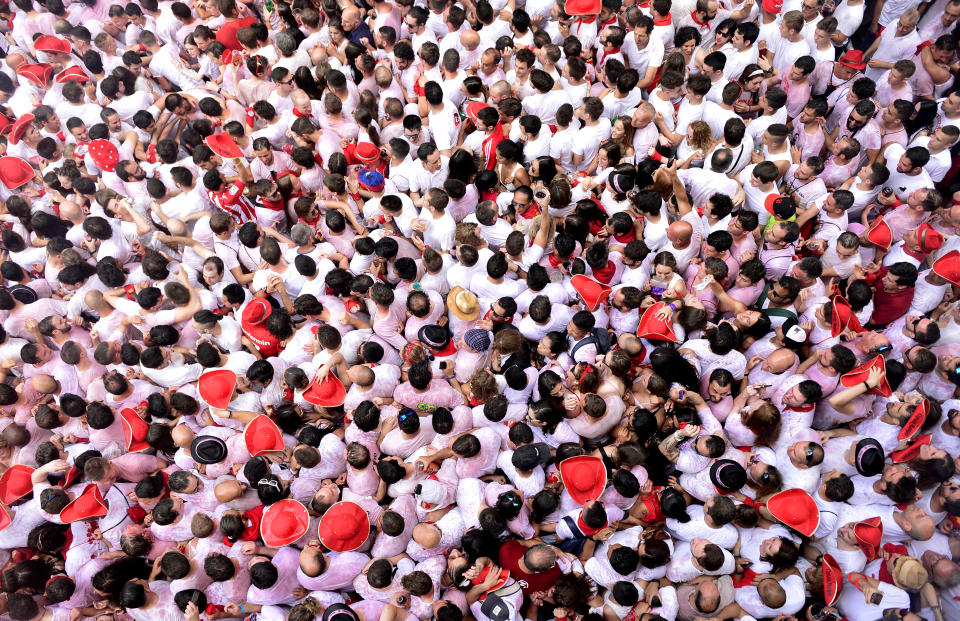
571;274;611;312
891;433;931;463
205;133;245;159
932;249;960;286
87;139;119;173
0;156;35;190
0;504;10;532
244;415;284;457
34;35;71;55
355;142;380;163
564;0;601;15
16;63;52;87
559;456;606;505
636;301;678;343
198;369;237;410
221;49;233;65
8;114;34;146
839;355;891;397
465;101;492;124
318;501;370;552
829;295;863;338
119;407;150;453
55;65;89;83
854;517;883;562
916;223;943;253
822;554;842;606
60;483;109;523
260;498;310;547
0;465;34;505
898;398;930;441
766;488;820;537
302;373;346;407
865;217;893;251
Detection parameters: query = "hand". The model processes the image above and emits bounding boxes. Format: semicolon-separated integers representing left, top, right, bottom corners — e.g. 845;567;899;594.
867;59;886;69
746;355;764;372
864;261;880;274
24;318;37;331
184;601;201;621
866;365;885;389
224;603;244;617
241;541;258;555
681;424;701;438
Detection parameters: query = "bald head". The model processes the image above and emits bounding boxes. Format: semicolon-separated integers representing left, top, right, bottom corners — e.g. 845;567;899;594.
291;89;309;108
6;53;24;70
171;424;195;448
765;348;797;374
667;221;693;246
215;480;244;503
342;7;360;29
2;423;29;447
460;29;480;49
523;544;557;573
167;218;187;237
348;365;375;387
84;289;106;311
412;523;441;548
32;374;58;395
696;581;721;613
58;202;84;223
758;578;786;608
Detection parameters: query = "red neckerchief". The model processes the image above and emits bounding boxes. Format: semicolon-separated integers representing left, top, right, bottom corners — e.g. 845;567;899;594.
689;10;711;29
599;14;618;29
432;341;458;357
785;403;814;413
653;14;672;25
547;253;565;269
613;229;636;243
914;39;934;57
878;543;908;584
733;568;759;588
518;201;541;220
261;196;285;211
469;396;484;406
576;512;606;536
282;386;294;402
480;188;499;202
592;260;616;284
638;489;664;523
900;244;927;262
587;219;605;235
224;505;265;546
56;131;65;141
482;123;505;170
293;108;311;118
598;46;622;67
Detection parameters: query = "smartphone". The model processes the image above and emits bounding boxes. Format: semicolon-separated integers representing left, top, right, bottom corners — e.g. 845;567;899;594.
869;592;883;605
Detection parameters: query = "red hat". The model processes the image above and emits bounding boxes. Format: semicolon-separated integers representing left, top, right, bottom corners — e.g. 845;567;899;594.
243;415;284;457
564;0;601;15
840;355;891;397
34;35;71;55
0;156;35;190
221;49;233;65
60;483;109;523
472;565;511;600
766;488;820;537
198;369;237;409
916;223;943;253
898;398;930;441
87;139;119;173
854;517;883;562
260;499;310;547
865;217;893;251
355;142;380;163
830;295;863;337
761;0;783;13
636;301;678;343
822;554;842;606
16;63;52;87
465;101;492;124
837;50;867;71
571;275;611;311
559;456;606;505
0;504;11;532
302;373;346;407
318;501;370;552
932;249;960;286
764;194;797;219
891;433;931;463
242;298;271;327
55;65;89;83
0;465;34;505
8;114;34;146
119;407;150;453
0;117;10;136
205;133;245;159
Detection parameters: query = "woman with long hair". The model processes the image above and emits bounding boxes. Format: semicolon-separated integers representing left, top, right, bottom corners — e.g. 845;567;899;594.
493;140;530;191
734;64;766;119
676;120;716;168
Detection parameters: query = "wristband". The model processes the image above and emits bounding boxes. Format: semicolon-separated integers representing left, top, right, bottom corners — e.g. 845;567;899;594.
863;381;870;391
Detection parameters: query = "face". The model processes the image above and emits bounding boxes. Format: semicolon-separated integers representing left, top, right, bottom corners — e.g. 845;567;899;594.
634;25;650;47
611;119;626;140
847;110;869;132
424;151;442;172
255;148;273;165
707;380;730;402
277;74;295;93
681;38;697;56
814;27;829;46
895;15;916;36
943;93;960;115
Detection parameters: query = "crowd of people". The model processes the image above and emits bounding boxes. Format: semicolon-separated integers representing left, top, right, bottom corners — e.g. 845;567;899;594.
0;0;960;619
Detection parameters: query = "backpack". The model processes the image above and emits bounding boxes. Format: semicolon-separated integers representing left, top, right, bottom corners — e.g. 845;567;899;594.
570;327;612;360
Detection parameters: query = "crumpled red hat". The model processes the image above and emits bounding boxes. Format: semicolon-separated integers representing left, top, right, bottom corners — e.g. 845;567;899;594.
571;275;612;312
34;35;71;55
55;65;89;83
637;301;678;343
198;369;237;410
318;501;370;552
60;484;109;523
261;498;310;547
205;133;245;159
766;488;819;537
932;249;960;286
87;139;119;173
8;114;34;145
244;415;284;457
302;373;346;407
559;456;606;505
840;355;891;397
891;433;931;463
854;517;883;562
120;407;151;453
830;295;863;338
822;554;842;606
898;398;930;441
865;217;893;251
16;63;52;87
0;465;34;505
465;101;492;124
0;156;35;190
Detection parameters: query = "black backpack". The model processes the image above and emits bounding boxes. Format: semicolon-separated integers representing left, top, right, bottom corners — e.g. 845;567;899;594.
570;327;612;359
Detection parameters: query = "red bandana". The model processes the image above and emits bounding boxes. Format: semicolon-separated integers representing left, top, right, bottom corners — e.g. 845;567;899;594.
592;260;616;284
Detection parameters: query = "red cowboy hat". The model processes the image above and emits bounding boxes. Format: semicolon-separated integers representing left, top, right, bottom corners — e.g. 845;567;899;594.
34;35;71;55
0;116;10;136
898;398;930;441
559;456;606;505
766;488;820;537
0;504;11;532
865;217;893;251
465;101;492;124
837;50;867;71
916;223;943;253
891;433;931;463
55;65;89;83
839;355;891;397
60;484;109;523
564;0;601;15
830;295;863;338
854;517;883;562
198;369;237;410
205;133;245;159
243;415;284;457
473;565;511;601
302;373;346;407
8;114;34;146
16;63;52;87
571;275;611;312
355;142;380;163
119;407;150;453
0;157;35;190
318;501;370;552
932;249;960;286
822;554;842;606
0;465;34;505
636;301;678;343
87;139;119;173
260;498;310;547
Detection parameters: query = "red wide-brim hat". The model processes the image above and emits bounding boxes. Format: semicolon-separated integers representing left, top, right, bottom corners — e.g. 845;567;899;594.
198;369;237;410
898;399;930;441
564;0;601;15
854;517;883;561
8;114;34;146
837;50;867;71
891;433;931;463
302;373;346;407
35;35;71;55
766;488;820;537
244;415;285;457
571;275;612;311
637;301;678;342
865;217;893;251
55;65;89;83
559;456;606;505
840;355;891;397
205;133;245;159
932;249;960;286
318;501;370;552
16;63;52;87
0;156;35;190
261;498;310;547
822;554;842;606
0;464;34;505
119;407;150;453
60;483;109;523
